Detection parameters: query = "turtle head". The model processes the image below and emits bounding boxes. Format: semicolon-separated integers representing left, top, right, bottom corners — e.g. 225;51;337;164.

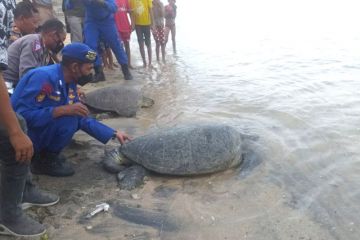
104;147;131;166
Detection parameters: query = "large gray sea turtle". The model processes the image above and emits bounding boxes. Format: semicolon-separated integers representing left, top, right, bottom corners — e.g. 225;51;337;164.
84;84;154;117
102;123;244;189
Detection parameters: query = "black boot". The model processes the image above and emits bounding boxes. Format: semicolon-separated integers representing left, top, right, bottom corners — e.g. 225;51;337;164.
31;152;74;177
120;64;133;80
22;176;59;210
92;66;106;83
0;165;45;237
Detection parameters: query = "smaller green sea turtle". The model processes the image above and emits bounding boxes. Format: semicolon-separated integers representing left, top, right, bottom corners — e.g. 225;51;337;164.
84;84;154;117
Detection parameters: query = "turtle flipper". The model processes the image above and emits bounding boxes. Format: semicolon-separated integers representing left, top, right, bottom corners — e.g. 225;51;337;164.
102;148;129;174
140;96;155;108
117;165;148;190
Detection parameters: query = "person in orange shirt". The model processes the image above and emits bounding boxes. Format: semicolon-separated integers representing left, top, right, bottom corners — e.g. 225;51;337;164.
130;0;154;67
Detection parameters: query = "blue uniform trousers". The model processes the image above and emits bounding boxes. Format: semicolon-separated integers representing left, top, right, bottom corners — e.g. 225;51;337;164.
84;18;128;67
28;116;79;153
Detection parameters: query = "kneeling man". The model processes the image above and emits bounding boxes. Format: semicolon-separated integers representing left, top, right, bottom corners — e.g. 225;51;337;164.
11;43;130;177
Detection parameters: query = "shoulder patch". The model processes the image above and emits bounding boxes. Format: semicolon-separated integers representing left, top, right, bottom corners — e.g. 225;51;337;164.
41;82;53;95
32;40;42;52
36;93;46;102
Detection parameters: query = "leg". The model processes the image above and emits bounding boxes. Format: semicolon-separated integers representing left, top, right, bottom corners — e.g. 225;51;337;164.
136;26;147;67
35;5;55;26
101;47;110;69
165;26;170;45
100;21;128;65
100;20;132;80
106;48;115;70
143;26;152;66
161;43;166;63
171;25;176;53
67;15;83;43
28;116;79;154
0;115;45;237
124;40;132;68
159;27;166;62
29;116;80;176
155;42;160;61
152;27;160;61
84;20;105;81
120;32;132;68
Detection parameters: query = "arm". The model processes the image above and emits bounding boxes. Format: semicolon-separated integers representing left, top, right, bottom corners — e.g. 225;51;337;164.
160;3;165;18
129;6;135;30
127;0;135;30
18;39;42;79
79;117;131;144
0;73;33;162
79;117;114;144
12;71;56;128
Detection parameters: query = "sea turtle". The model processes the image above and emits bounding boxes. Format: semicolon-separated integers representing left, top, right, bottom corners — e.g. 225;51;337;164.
84;84;154;117
102;123;244;190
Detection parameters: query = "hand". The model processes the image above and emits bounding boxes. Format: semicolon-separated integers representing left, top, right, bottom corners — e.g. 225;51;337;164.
61;102;89;117
115;130;131;144
9;131;34;163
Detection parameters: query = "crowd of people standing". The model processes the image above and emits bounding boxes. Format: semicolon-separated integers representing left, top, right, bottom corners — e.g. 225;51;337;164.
0;0;177;237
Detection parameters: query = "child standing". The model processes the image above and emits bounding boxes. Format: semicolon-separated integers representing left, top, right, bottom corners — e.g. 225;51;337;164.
164;0;176;53
152;0;165;62
130;0;154;67
115;0;133;68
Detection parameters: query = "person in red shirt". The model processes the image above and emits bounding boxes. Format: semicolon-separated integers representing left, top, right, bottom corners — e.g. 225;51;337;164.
114;0;133;68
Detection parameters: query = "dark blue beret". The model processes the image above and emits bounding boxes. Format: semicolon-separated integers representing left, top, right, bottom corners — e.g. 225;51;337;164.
61;43;97;63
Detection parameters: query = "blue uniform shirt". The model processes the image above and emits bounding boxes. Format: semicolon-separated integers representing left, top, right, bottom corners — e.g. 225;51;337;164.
84;0;117;21
11;64;115;144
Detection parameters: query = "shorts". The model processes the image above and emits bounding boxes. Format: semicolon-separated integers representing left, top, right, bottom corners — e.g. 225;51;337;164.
119;31;131;42
135;25;151;46
152;26;165;45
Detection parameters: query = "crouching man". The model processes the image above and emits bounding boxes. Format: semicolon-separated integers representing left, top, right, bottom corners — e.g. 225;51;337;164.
11;42;131;177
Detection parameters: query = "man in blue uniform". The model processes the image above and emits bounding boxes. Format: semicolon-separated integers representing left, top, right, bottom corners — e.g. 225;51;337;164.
83;0;133;81
11;43;131;177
